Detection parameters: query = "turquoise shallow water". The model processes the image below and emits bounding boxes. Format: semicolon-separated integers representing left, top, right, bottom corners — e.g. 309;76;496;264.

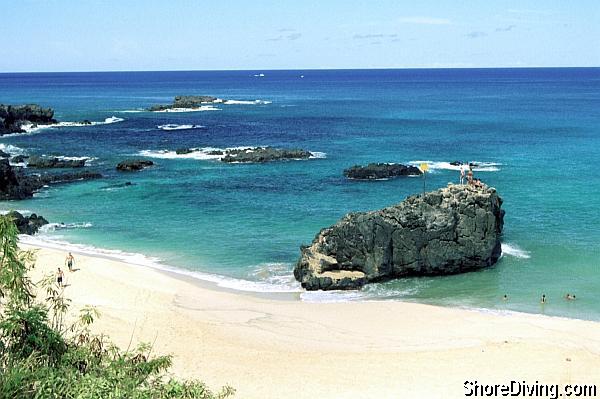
1;68;599;319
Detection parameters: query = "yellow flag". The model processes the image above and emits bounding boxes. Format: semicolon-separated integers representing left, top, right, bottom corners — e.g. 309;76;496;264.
420;163;429;172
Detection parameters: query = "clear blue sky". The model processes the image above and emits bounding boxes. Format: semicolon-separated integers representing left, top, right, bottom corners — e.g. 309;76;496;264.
2;0;598;72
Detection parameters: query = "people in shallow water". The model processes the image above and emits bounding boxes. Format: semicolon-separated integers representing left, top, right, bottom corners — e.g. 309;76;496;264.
565;293;576;301
541;294;546;304
502;294;508;301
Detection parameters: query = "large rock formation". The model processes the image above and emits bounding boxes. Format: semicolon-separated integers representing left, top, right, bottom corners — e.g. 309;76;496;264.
27;155;86;168
148;95;220;111
344;163;422;180
221;147;312;163
0;104;56;135
294;185;505;290
0;159;102;200
116;159;154;171
6;211;49;235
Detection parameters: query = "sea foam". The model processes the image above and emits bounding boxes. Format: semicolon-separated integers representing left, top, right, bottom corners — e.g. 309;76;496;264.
157;124;205;131
223;99;272;105
19;116;125;134
501;243;531;259
409;160;502;172
152;106;220;113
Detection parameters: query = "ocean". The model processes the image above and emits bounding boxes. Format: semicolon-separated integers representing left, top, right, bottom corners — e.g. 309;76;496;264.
1;68;599;319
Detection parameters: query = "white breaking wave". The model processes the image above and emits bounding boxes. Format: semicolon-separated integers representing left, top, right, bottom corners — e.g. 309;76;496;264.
19;116;125;134
0;209;32;215
501;243;531;259
157;124;205;131
409;160;502;172
139;147;226;161
139;147;326;161
223;99;272;105
152;106;220;113
39;222;93;233
0;143;26;155
117;109;144;113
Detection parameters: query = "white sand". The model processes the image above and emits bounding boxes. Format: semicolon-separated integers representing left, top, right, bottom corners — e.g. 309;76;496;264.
25;243;600;399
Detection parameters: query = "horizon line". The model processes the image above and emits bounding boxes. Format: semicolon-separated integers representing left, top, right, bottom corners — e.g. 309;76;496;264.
1;66;599;74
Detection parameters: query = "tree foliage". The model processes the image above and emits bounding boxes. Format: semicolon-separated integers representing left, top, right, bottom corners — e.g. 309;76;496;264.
0;215;234;398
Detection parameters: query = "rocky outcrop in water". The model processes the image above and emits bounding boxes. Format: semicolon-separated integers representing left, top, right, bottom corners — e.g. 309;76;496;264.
0;104;56;135
0;159;102;200
344;163;422;180
6;211;49;235
27;155;86;168
221;147;312;163
116;159;154;171
148;95;220;111
10;155;28;164
294;185;505;290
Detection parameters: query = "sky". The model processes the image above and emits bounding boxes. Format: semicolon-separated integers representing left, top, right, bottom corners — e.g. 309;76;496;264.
1;0;599;72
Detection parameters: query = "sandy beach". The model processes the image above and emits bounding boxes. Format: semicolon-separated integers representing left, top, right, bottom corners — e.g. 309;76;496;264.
24;242;600;399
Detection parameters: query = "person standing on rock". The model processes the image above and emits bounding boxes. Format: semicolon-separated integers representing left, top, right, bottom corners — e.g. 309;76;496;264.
467;163;474;185
460;165;466;185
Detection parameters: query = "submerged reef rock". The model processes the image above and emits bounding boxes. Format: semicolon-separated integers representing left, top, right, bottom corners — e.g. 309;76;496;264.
171;146;313;163
344;163;422;180
0;104;57;135
220;147;312;163
7;211;48;235
0;159;102;200
148;95;220;111
27;155;86;168
116;159;154;171
294;185;505;290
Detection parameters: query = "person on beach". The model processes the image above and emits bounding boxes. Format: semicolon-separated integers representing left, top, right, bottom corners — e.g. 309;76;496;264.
65;252;74;272
460;165;465;185
57;267;65;287
541;294;546;304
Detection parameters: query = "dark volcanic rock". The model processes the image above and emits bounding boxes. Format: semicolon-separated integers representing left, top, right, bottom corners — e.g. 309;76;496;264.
0;104;56;135
148;95;220;111
11;155;28;164
294;185;505;290
175;148;194;155
0;159;23;199
0;158;102;200
27;155;86;168
6;211;49;235
0;150;10;158
221;147;312;163
344;163;422;180
116;159;154;171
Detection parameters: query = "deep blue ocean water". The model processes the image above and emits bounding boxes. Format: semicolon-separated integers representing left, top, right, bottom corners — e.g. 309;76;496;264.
1;68;599;319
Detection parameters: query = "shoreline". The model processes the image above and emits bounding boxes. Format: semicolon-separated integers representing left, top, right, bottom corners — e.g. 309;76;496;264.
22;241;600;398
18;233;589;322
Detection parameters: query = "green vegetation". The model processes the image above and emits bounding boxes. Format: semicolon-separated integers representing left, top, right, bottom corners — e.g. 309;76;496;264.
0;216;234;398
